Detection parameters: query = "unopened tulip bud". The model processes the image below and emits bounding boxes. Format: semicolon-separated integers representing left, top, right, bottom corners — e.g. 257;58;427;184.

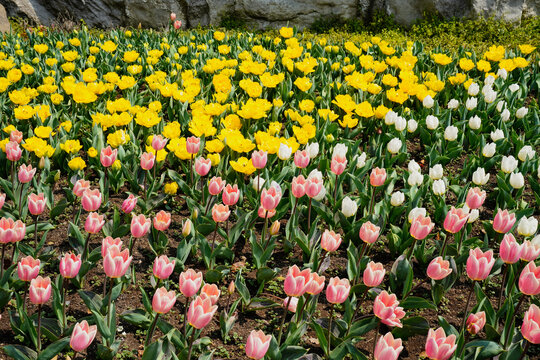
182;219;192;237
270;220;280;236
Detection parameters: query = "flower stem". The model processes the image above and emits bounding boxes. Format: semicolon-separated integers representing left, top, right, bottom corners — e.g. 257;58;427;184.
107;278;114;330
183;296;190;338
460;281;476;333
33;215;39;253
145;313;160;346
82;232;91;263
0;243;5;279
37;304;42;353
406;238;417;261
504;293;526;349
498;264;508;310
186;329;196;360
307;198;312;232
519;341;530;360
327;303;335;359
456;228;467;255
189;155;193;187
369;187;376;216
372;320;381;359
62;279;68;332
277;296;292;345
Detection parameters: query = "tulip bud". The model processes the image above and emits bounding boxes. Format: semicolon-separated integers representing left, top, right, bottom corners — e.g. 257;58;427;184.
182;219;192;237
269;220;280;236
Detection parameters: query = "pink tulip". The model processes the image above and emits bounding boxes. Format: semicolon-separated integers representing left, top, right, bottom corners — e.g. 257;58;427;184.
373;291;405;328
330;154;347;175
521;304;540;344
443;207;469;234
179;269;203;298
283;296;299;312
103;245;132;278
370;167;387;187
17;255;40;281
200;283;220;305
326;277;350;304
195;157;211;176
0;217;25;243
121;194;138;214
153;210;171;231
360;221;380;244
73;179;90;198
140;152;155;170
284;265;311;297
294;150;310;169
186;136;200;154
28;193;46;216
245;330;271;360
519;261;540;295
466;248;495;281
60;252;82;279
291;175;306;198
427;257;452;280
170;13;176;21
84;212;105;234
425;327;457;360
212;204;230;222
173;20;182;30
70;320;97;352
101;236;122;257
6;141;22;161
208;176;226;195
222;184;240;205
521;239;540;261
187;295;217;329
305;272;325;295
466;311;486;335
251;150;267;169
0;193;5;210
152;287;177;314
131;214;151;238
258;206;275;219
493;209;516;234
466;187;486;209
100;146;117;167
321;229;342;252
29;276;51;304
374;332;403;360
10;130;23;143
410;215;434;240
261;185;282;211
151;135;168;151
499;233;522;264
81;189;102;212
305;175;323;198
153;255;175;280
18;164;36;183
363;261;385;287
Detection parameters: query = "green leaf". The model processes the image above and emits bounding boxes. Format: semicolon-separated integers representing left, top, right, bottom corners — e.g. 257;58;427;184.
392;316;430;340
2;345;37;360
346;317;378;339
120;309;151;327
401;296;437;310
78;290;104;314
37;337;70;360
235;272;251;306
464;340;503;359
310;319;328;355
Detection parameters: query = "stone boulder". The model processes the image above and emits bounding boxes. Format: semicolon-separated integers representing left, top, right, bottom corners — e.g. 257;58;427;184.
0;4;10;32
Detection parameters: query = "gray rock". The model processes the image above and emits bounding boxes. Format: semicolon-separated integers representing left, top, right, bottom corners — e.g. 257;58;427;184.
186;0;209;27
0;4;10;32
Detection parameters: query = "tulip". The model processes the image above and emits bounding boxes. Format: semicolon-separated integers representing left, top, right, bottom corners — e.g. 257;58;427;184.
521;237;540;261
466;311;486;335
208;176;225;195
373;291;405;328
258;206;275;219
70;320;97;352
200;283;220;305
170;12;176;21
103;245;132;278
0;217;25;244
182;219;192;237
28;193;46;216
466;187;486;209
427;257;452;280
291;175;306;198
151;135;168;151
60;252;82;279
153;255;175;280
360;221;380;244
152;287;177;314
410;215;434;240
493;209;516;234
6;141;22;161
153;210;171;231
260;185;282;211
321;229;342;252
330;154;347;175
29;276;51;305
509;172;524;189
283;296;298;312
194;157;211;176
179;269;203;298
187;295;217;329
499;233;522;264
9;130;23;143
251;150;267;169
466;248;495;281
100;146;117;167
81;189;102;212
17;255;40;281
341;196;358;217
432;179;446;195
245;330;271;360
0;193;5;210
186;136;200;154
375;332;403;360
269;220;280;236
443;207;469;234
305;272;325;295
294;150;310;168
84;212;105;234
326;277;350;304
370;167;387;187
121;194;138;214
212;204;230;223
305;172;323;198
284;265;311;297
140;152;155;170
517;216;538;237
391;191;405;206
220;184;239;206
131;214;151;238
18;164;36;183
173;20;182;29
278;143;292;160
363;261;385;287
425;327;457;360
522;304;540;344
73;179;90;197
101;236;122;257
519;261;540;296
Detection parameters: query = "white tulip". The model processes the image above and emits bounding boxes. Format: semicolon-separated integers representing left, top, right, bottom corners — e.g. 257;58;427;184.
341;196;358;217
423;95;434;108
408;207;427;222
308;169;323;181
429;164;444;180
432;179;446;195
426;115;439;130
472;167;490;185
482;84;492;97
497;68;508;80
484;89;497;103
517;216;538;236
496;100;506;112
387;138;402;154
391;191;405;206
408;171;424;186
354;152;367;168
408;160;421;173
509;172;524;189
447;99;459;109
394;116;407;131
468;82;479;96
516;107;528;119
501;108;510;122
468;115;481;130
468;209;480;223
484;75;495;86
444;126;458;141
466;97;477;110
518;145;535;162
313;185;327;201
385;110;397;125
407;119;418;133
278;143;292;160
501;155;518;173
306;142;319;158
509;83;520;93
251;176;266;191
490;129;505;142
482;143;496;158
332;143;348;158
